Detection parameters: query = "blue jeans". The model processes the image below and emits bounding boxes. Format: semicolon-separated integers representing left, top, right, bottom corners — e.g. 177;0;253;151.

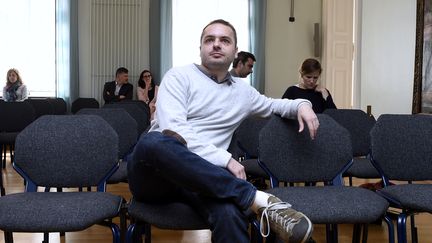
127;131;257;243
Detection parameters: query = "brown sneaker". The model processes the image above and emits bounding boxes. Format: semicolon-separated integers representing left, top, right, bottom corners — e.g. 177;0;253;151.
259;195;313;243
162;129;187;146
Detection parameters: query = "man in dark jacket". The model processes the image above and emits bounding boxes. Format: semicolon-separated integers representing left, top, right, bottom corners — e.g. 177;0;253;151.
103;67;133;103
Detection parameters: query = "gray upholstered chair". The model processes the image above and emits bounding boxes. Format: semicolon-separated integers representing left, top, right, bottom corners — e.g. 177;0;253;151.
46;97;67;114
103;102;150;136
126;122;262;243
0;115;123;243
0;101;35;170
323;109;379;185
0;101;35;195
126;197;261;243
370;114;432;243
25;98;55;119
229;116;270;190
126;198;210;243
77;108;138;184
71;97;100;114
258;114;393;243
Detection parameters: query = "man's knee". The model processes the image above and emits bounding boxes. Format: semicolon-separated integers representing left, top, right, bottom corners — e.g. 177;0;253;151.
134;131;164;156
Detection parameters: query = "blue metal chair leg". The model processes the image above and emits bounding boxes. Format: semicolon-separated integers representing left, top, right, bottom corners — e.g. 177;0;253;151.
410;214;418;243
397;213;407;243
383;214;395;243
110;222;120;243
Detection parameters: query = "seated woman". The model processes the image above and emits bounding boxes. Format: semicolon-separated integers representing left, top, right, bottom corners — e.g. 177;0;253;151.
3;68;28;102
137;70;159;119
282;58;336;113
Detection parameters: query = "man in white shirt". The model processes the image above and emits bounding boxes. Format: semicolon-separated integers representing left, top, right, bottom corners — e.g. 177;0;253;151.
127;19;319;243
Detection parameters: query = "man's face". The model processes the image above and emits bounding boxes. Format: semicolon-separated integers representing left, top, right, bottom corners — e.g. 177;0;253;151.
117;73;129;84
237;58;255;78
200;23;237;70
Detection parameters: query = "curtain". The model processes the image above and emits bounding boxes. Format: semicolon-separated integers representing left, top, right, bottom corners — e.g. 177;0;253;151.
249;0;267;94
149;0;172;85
56;0;79;110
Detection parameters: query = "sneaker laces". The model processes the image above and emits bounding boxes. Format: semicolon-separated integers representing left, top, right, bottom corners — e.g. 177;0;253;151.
260;201;302;238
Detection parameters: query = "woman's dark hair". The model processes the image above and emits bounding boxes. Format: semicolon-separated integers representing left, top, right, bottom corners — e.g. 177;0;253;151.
299;58;322;75
137;70;154;89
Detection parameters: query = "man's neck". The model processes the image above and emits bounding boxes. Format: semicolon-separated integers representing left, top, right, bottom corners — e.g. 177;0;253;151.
200;64;229;82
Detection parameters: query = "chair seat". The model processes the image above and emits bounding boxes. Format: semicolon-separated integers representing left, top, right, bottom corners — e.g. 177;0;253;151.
266;186;389;224
128;199;209;230
378;184;432;213
344;157;381;178
0;192;122;232
108;161;128;183
241;159;268;178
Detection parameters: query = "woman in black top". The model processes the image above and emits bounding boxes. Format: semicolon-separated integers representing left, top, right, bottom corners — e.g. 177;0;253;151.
282;58;336;113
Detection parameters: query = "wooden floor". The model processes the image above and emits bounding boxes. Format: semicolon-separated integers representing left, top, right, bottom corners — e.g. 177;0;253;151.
1;154;431;243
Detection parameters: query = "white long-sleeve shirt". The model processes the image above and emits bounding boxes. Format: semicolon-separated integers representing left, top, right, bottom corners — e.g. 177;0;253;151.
149;64;311;167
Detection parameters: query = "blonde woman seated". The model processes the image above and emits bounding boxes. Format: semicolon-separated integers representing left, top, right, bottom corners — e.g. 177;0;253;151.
3;68;28;102
137;70;159;119
282;58;336;113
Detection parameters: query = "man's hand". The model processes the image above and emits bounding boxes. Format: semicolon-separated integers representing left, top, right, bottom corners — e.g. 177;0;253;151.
297;103;319;139
227;158;246;180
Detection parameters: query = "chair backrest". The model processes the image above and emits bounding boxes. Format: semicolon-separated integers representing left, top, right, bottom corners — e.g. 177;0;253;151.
370;114;432;181
103;103;150;136
47;97;67;115
258;114;352;183
235;116;269;158
77;108;138;159
323;109;376;156
71;98;100;114
0;101;35;132
118;100;150;113
25;98;54;119
14;115;118;189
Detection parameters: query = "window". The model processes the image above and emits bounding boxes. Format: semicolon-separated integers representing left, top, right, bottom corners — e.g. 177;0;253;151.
172;0;249;82
0;0;56;97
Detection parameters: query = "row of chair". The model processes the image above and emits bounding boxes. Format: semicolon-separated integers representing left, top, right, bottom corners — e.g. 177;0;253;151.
0;98;152;243
231;110;432;243
119;110;385;243
0;97;86;199
2;105;429;243
0;99;151;242
259;114;392;243
0;98;150;169
1;98;68;169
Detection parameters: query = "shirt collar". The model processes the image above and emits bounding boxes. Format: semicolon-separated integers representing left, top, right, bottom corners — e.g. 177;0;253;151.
195;64;234;85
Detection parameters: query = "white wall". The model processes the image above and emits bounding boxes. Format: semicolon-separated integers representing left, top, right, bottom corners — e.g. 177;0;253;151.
78;0;150;101
360;0;416;117
265;0;322;98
